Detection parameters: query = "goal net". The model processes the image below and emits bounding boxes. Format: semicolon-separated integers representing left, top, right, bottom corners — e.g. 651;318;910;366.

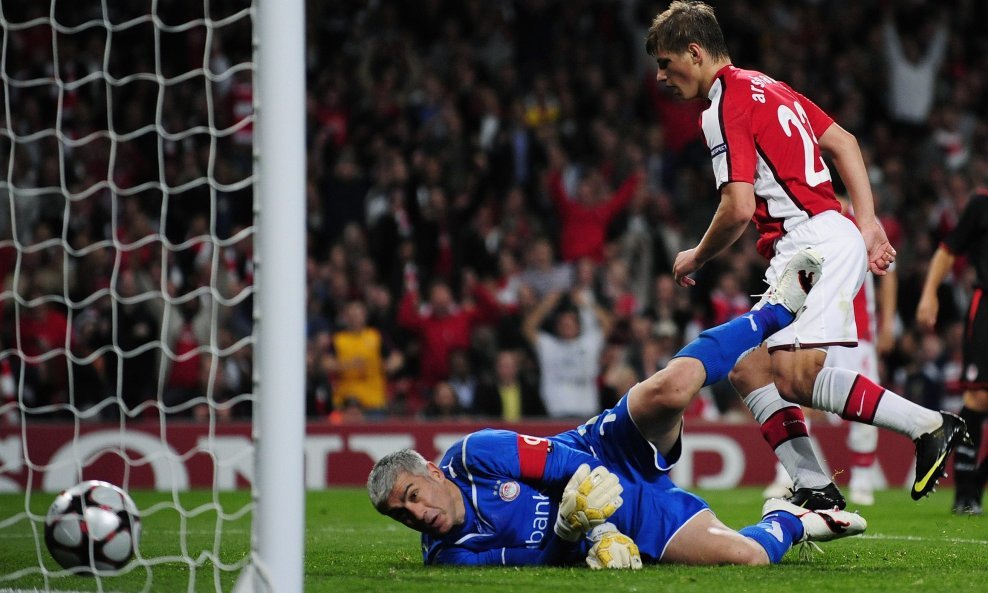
0;0;305;591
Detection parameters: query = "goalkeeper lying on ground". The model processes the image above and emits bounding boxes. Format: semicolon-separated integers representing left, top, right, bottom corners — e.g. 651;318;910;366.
367;416;865;568
368;249;866;568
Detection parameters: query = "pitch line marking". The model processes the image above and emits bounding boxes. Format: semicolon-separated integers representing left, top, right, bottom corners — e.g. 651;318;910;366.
861;533;988;545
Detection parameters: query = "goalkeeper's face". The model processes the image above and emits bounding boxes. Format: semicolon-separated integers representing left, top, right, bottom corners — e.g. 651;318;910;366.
384;462;465;536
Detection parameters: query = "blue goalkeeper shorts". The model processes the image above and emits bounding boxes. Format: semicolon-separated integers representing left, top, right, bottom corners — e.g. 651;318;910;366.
551;394;710;561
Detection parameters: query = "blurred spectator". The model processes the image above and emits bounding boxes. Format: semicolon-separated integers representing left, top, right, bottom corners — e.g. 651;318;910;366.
497;186;542;254
212;326;252;419
70;301;113;413
421;381;467;419
601;360;638;410
397;269;500;393
897;331;947;411
326;300;403;416
545;147;644;263
523;289;611;419
447;349;480;412
882;7;948;129
493;249;524;310
709;271;752;326
163;298;209;418
115;269;161;413
474;348;545;421
518;237;572;298
306;330;333;418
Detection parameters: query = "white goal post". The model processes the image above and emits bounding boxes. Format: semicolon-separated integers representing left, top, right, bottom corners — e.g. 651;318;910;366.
252;0;305;591
0;0;306;591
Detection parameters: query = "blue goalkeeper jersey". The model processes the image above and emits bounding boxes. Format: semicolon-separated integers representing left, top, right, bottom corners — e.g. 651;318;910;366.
422;395;709;566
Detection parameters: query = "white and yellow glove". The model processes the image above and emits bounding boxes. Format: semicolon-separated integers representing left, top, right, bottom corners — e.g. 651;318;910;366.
554;464;623;542
585;523;642;570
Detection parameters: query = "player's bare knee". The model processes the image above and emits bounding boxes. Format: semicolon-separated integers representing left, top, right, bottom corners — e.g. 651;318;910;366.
723;539;770;566
637;370;693;412
739;545;771;566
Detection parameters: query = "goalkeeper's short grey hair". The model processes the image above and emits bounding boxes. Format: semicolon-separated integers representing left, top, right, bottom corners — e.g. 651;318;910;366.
367;449;430;513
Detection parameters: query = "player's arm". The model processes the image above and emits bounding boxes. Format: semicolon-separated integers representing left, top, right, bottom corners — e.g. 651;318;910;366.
817;123;874;225
916;245;955;331
463;431;624;542
522;291;563;344
462;429;603;490
673;181;754;287
427;522;642;569
817;123;894;275
463;268;501;326
602;170;644;219
919;195;987;329
571;288;610;338
426;537;585;567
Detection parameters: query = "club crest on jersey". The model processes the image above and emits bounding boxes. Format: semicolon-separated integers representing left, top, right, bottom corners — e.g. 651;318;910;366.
498;481;520;502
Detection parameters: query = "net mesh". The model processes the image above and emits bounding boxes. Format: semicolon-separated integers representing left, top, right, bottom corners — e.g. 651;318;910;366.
0;0;257;590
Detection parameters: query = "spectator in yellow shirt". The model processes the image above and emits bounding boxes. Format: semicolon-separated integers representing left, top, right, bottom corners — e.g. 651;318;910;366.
327;300;403;416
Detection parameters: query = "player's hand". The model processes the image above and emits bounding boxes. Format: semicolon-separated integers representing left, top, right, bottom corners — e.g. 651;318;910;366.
585;523;642;570
859;220;895;276
915;294;939;332
554;464;623;542
673;248;701;287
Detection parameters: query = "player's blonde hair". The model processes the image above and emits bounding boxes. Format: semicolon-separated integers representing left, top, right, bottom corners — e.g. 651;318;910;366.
645;1;730;61
367;449;430;513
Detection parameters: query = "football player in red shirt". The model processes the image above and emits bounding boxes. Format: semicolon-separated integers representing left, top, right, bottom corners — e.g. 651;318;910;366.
644;1;967;504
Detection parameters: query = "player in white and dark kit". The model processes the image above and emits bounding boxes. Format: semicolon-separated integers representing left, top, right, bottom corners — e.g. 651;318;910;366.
645;0;968;503
918;188;988;514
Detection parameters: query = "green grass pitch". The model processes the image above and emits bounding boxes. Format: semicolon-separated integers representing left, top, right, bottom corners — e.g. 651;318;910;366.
1;488;986;592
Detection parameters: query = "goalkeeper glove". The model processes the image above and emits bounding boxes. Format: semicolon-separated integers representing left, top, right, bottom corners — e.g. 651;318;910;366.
554;464;623;542
585;523;642;570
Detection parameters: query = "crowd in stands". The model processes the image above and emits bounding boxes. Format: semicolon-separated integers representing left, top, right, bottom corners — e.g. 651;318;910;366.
1;0;986;424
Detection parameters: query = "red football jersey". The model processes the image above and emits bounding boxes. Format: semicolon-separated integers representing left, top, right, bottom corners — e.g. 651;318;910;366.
701;65;841;259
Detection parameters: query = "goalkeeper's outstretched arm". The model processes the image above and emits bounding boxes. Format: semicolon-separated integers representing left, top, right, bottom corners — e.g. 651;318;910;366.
426;536;586;567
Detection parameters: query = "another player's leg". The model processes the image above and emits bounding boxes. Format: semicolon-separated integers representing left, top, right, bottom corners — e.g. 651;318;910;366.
675;247;823;388
774;347;971;500
763;460;794;499
847;422;879;506
827;342;881;506
954;300;988;514
630;248;823;451
731;350;845;510
954;389;988;515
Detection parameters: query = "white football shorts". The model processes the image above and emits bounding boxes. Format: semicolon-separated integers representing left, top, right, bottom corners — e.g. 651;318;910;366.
756;210;867;352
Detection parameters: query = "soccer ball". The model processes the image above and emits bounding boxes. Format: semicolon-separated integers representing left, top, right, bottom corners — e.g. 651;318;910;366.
44;480;141;572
